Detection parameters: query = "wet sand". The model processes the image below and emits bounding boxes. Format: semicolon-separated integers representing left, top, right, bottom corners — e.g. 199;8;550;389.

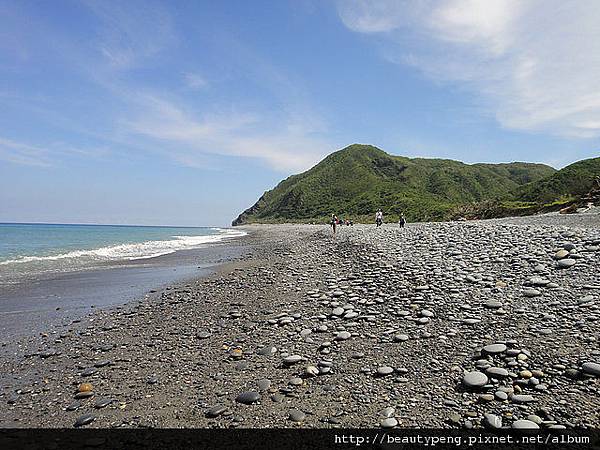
0;241;251;341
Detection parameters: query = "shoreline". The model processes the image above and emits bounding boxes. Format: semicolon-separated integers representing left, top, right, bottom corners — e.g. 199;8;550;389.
0;236;253;343
1;217;599;428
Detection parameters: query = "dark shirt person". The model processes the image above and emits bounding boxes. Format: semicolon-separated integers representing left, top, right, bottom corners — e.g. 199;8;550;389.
330;214;338;234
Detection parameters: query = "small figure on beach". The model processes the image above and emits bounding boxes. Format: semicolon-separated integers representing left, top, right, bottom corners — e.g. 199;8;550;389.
399;213;406;228
330;214;338;234
375;209;383;227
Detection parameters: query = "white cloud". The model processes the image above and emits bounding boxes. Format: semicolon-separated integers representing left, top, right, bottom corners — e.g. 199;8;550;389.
337;0;411;33
0;137;52;167
0;136;113;167
337;0;600;138
84;0;175;70
183;72;208;90
122;92;331;172
0;1;334;174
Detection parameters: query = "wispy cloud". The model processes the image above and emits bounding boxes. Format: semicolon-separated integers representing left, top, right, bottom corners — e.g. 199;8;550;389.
0;136;113;167
85;2;335;173
183;72;208;90
337;0;600;138
0;137;52;167
121;91;331;172
1;1;333;174
84;0;176;70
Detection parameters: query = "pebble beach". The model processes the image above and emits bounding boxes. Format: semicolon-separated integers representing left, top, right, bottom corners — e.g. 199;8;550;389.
1;213;599;429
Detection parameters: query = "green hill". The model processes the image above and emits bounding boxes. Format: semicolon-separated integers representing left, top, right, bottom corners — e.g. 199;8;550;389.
515;157;600;203
450;157;600;219
232;144;559;225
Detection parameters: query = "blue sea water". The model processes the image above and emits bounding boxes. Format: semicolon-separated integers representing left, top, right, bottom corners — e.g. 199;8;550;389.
0;223;246;282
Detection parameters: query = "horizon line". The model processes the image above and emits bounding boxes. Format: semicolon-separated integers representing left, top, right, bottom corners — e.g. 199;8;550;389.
0;221;222;229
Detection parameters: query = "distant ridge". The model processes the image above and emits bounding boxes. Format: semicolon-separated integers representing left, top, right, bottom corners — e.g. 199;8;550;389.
233;144;598;225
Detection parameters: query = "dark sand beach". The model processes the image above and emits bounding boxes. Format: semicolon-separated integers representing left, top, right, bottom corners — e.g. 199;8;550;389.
0;242;250;340
0;214;599;429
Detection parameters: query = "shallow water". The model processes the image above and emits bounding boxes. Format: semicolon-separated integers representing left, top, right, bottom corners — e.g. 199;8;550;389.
0;223;245;284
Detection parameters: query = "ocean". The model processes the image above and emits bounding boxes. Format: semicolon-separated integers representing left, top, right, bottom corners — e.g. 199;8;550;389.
0;223;246;284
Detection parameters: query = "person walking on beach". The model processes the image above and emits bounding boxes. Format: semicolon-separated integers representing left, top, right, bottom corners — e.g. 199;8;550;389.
399;213;406;228
375;209;383;227
330;214;338;234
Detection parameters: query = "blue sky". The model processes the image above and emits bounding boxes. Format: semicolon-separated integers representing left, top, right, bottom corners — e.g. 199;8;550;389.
1;0;598;226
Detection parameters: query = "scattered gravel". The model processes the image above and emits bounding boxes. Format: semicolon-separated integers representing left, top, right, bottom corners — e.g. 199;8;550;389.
1;213;599;428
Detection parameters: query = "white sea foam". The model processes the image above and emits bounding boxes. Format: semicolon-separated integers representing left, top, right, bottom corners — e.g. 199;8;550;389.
0;228;247;266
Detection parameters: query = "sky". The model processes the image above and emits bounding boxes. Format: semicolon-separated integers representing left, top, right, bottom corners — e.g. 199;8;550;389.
1;0;599;226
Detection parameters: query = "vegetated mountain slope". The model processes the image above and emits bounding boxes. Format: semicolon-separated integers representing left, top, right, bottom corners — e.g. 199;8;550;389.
515;157;600;203
233;144;557;224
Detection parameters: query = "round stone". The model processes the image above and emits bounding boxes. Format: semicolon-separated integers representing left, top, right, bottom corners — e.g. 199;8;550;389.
520;370;533;379
484;413;502;429
512;419;539;429
78;383;93;393
494;390;508;401
257;345;277;356
565;368;582;379
235;391;261;404
381;417;398;428
485;301;503;309
557;259;576;269
511;394;535;403
486;367;509;378
94;398;113;409
332;307;344;316
482;344;507;355
206;405;227;418
376;366;394;376
94;360;111;368
74;414;95;428
271;393;285;403
554;249;569;259
462;319;481;325
582;362;600;376
527;415;543;425
529;277;550;286
380;407;395;418
289;377;303;386
300;329;312;338
479;394;494;402
257;379;271;391
393;334;409;342
334;331;351;341
523;289;541;297
66;401;81;411
229;348;243;359
283;355;302;365
462;371;489;388
289;409;306;422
